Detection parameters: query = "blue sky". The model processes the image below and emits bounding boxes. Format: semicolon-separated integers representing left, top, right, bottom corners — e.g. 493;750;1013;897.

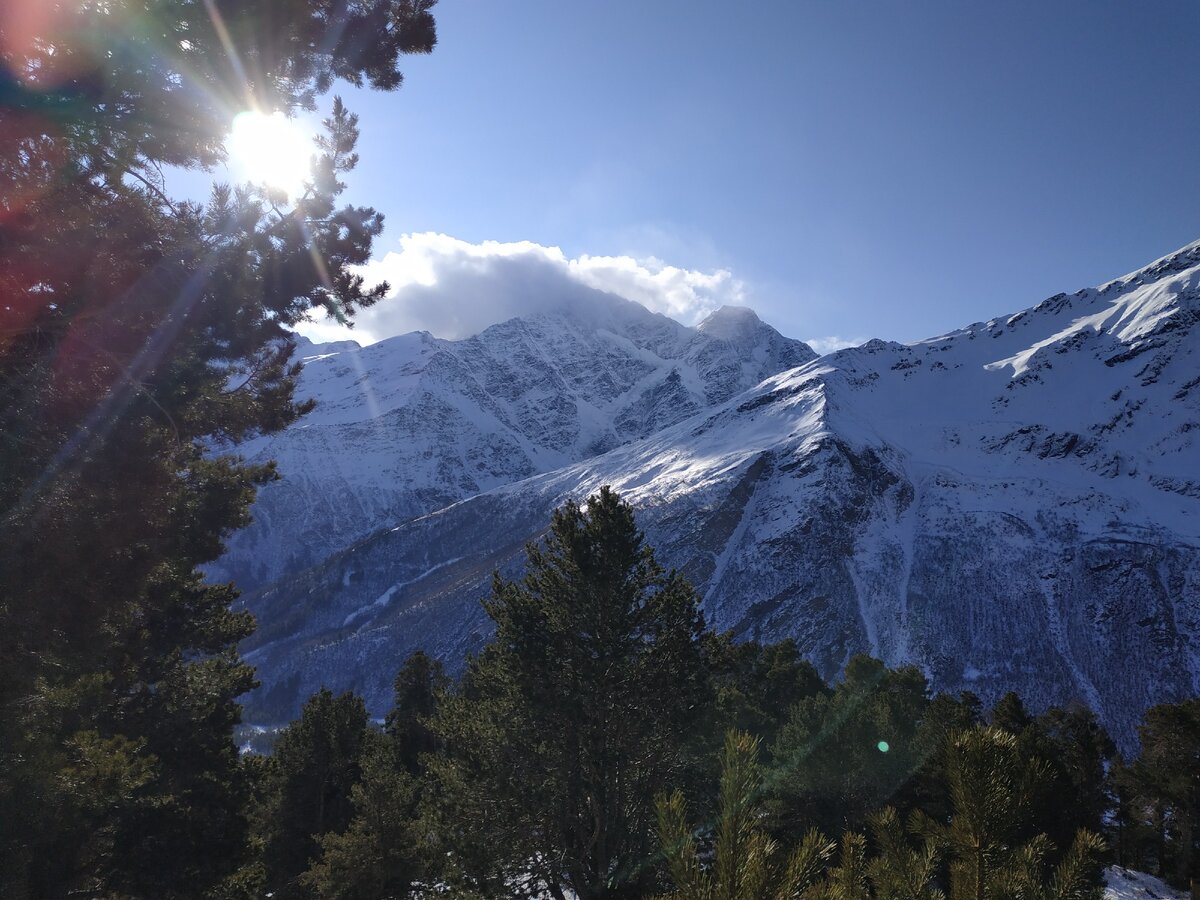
185;0;1200;349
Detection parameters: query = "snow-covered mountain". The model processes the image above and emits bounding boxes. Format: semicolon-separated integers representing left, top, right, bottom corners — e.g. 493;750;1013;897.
209;295;813;589
236;241;1200;749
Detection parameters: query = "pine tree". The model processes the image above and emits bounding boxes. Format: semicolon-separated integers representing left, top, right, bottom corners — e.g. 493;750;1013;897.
707;635;826;755
655;730;836;900
1109;757;1159;873
386;650;449;776
1025;706;1115;860
259;688;373;899
300;652;449;899
985;695;1115;857
994;830;1107;900
919;726;1106;900
301;739;427;900
0;2;437;894
898;690;985;826
934;726;1045;900
990;693;1034;735
767;655;930;838
867;807;944;900
429;487;714;899
1126;698;1200;888
817;832;873;900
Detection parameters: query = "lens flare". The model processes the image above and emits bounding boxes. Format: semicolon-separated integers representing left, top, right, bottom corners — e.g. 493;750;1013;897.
227;110;313;197
877;740;890;753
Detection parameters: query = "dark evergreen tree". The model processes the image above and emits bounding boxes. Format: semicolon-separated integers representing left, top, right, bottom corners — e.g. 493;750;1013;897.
992;830;1107;900
931;726;1046;900
429;487;714;899
1109;757;1160;873
661;716;1107;900
918;726;1106;900
1026;705;1116;859
259;688;373;899
865;807;944;900
655;730;836;900
897;690;985;825
815;831;873;900
297;652;449;898
301;738;428;900
1125;698;1200;888
707;635;827;755
766;655;930;838
0;2;436;895
984;695;1115;859
990;692;1034;735
386;649;449;776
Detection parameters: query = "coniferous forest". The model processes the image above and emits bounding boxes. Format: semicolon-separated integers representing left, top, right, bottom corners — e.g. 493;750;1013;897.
1;3;1198;899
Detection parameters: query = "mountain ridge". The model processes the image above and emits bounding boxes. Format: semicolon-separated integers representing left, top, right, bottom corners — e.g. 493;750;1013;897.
208;294;814;590
234;240;1200;749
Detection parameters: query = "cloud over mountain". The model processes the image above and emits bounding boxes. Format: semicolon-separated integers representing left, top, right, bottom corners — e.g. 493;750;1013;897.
296;232;746;344
804;335;868;355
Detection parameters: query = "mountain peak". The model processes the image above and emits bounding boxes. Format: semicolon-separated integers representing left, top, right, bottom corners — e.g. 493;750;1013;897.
697;305;763;338
211;295;813;591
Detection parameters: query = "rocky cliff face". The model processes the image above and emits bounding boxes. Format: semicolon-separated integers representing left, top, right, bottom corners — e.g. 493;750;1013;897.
233;242;1200;749
208;296;813;590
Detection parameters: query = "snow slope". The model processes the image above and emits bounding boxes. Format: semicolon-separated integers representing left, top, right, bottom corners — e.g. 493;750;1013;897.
1104;867;1187;900
237;241;1200;747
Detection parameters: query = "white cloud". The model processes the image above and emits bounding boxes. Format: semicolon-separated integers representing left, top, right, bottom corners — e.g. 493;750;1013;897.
804;335;868;355
295;233;745;345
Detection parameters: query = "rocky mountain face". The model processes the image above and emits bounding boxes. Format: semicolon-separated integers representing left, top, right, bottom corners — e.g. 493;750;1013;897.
209;295;813;590
233;242;1200;750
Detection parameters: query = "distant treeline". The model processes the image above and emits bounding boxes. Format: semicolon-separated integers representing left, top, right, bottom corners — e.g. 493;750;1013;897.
237;489;1198;900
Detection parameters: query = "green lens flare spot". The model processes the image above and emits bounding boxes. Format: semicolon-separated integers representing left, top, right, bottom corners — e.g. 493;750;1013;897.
877;740;890;753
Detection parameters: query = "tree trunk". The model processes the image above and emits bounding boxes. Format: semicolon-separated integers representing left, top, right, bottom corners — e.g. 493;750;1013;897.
1156;801;1167;878
1176;817;1193;893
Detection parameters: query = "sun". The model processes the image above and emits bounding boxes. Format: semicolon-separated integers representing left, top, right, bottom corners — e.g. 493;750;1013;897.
227;110;314;197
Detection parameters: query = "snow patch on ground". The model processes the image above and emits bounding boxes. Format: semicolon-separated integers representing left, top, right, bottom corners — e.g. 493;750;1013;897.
1105;867;1187;900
